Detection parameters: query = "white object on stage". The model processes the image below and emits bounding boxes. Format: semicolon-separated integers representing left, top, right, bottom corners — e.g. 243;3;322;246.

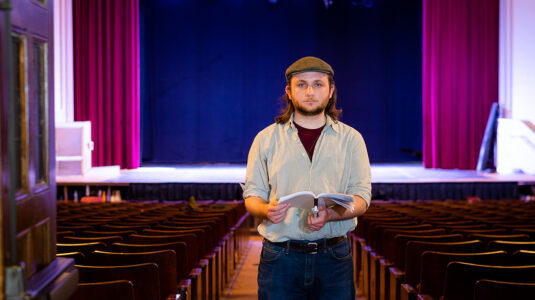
56;121;94;176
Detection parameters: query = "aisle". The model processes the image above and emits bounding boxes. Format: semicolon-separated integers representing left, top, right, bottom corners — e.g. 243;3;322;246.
223;234;263;299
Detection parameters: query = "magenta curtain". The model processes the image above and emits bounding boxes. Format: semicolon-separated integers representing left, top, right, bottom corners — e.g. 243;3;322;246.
73;0;140;169
423;0;499;170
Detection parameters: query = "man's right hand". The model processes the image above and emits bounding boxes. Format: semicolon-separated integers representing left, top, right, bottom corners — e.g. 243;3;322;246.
245;197;291;223
267;201;290;223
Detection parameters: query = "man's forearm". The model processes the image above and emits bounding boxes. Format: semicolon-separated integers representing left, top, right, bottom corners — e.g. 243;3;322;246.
245;196;269;218
326;195;367;222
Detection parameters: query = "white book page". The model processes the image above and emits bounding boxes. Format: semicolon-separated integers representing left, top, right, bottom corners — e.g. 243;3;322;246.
279;191;355;210
278;191;315;209
317;193;354;210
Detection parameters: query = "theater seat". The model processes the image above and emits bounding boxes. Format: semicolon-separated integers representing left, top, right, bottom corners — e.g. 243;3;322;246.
57;242;106;258
69;280;135;300
111;242;188;281
76;263;161;300
57;251;86;265
80;230;137;239
488;240;535;254
443;262;535;300
467;233;531;245
473;279;535;300
419;251;508;300
401;240;484;300
62;235;123;247
90;250;179;300
512;250;535;265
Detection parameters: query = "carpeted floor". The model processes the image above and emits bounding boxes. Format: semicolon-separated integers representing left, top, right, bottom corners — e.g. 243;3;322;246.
223;234;262;299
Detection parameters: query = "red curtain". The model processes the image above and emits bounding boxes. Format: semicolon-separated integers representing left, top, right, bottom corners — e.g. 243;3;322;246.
423;0;499;169
73;0;140;169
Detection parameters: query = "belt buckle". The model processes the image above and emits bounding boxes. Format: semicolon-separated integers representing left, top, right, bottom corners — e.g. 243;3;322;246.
307;242;318;254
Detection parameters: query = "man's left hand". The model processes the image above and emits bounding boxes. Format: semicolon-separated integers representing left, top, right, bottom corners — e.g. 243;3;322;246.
307;205;328;231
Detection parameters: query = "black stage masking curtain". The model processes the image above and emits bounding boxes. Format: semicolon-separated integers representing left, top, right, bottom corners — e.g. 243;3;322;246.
140;0;422;164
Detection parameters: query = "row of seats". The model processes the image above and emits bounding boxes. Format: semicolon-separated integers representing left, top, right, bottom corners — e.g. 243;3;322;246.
347;199;535;300
56;200;250;300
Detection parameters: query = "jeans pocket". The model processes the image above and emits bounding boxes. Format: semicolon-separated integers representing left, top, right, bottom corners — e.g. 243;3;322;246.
330;239;352;260
261;243;283;262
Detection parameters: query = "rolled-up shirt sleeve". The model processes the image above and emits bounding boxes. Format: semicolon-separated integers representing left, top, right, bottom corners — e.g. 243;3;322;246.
346;131;372;208
242;133;270;202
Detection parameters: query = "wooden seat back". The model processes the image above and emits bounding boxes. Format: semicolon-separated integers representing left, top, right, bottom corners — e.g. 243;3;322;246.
494;224;535;232
512;228;535;239
126;233;198;272
155;224;216;250
443;262;535;300
62;235;123;247
91;250;178;300
100;224;151;233
57;225;94;234
451;228;507;237
81;230;137;238
381;228;447;259
111;241;188;280
57;242;106;258
142;228;208;256
56;251;85;265
403;240;484;287
419;251;509;300
76;263;160;300
488;240;535;254
364;218;417;241
473;279;535;300
371;224;432;252
512;250;535;265
57;230;76;243
61;221;103;227
437;224;488;232
425;220;475;227
387;233;463;269
357;215;413;240
110;220;161;227
468;233;531;242
165;219;222;240
69;280;134;300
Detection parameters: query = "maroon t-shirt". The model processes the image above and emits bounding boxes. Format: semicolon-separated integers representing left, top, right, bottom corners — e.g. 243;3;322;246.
294;122;325;160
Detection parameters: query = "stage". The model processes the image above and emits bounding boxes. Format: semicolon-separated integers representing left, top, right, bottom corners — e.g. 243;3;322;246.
56;163;535;201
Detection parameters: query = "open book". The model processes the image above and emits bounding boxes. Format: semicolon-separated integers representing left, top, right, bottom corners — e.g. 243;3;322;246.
278;191;355;211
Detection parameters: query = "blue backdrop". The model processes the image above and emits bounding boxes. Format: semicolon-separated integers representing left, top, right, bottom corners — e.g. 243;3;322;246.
140;0;422;164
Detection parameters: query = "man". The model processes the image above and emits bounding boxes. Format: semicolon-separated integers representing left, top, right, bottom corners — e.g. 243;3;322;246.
243;56;371;300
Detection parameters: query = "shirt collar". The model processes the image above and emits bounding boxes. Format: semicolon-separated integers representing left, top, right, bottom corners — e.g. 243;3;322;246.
286;113;339;134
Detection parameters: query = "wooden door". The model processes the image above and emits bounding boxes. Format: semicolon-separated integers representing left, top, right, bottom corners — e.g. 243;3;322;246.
0;0;66;296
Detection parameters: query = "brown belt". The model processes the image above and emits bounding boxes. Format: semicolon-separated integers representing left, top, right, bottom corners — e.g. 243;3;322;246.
264;236;346;254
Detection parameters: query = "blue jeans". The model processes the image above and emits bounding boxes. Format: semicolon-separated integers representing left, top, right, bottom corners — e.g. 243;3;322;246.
258;237;355;300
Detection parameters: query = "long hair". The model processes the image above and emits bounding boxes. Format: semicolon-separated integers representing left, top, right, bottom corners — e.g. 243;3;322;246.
275;76;342;124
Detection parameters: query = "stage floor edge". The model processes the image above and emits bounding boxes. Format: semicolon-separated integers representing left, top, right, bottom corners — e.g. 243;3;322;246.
56;163;535;201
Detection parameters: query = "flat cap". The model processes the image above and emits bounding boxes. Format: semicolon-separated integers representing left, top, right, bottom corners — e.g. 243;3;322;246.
285;56;334;82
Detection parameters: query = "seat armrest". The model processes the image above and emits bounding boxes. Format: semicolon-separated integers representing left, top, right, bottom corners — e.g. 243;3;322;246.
189;268;201;278
178;279;191;299
390;267;404;277
166;293;182;300
199;259;208;268
417;293;435;300
401;283;417;300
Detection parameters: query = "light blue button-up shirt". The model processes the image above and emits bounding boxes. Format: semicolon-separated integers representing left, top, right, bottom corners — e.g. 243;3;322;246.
243;114;371;242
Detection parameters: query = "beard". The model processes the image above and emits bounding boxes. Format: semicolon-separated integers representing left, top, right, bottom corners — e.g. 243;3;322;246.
294;98;329;116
